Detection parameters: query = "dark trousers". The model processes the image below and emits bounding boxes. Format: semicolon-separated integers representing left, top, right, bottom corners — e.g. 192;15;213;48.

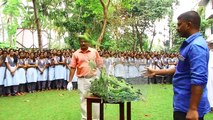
37;81;46;90
148;76;157;84
55;79;63;89
62;80;67;89
72;82;78;90
0;85;4;96
19;84;26;93
27;82;36;92
174;111;204;120
5;86;18;95
47;81;52;89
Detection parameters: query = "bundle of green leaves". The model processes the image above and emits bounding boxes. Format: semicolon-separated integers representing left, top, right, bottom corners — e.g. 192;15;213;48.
90;69;142;103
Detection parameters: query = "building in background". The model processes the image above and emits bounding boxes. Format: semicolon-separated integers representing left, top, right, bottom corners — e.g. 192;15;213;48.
199;0;213;41
0;0;67;49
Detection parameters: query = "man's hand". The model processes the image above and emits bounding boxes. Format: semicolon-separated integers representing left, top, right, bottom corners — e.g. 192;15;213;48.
144;67;156;78
186;110;199;120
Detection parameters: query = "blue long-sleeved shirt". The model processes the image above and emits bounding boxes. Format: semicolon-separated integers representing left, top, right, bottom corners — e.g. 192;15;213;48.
173;32;210;117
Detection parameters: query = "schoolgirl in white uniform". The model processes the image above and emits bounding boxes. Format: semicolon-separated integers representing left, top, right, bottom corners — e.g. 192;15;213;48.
37;52;48;91
47;52;55;90
168;53;177;68
17;51;27;94
64;51;71;89
108;53;115;76
72;70;78;90
161;54;169;69
103;53;110;75
0;50;7;96
123;54;129;79
26;52;38;93
138;55;147;77
54;50;65;90
128;55;138;78
61;51;67;89
114;55;120;77
114;54;125;79
5;49;20;96
68;50;78;90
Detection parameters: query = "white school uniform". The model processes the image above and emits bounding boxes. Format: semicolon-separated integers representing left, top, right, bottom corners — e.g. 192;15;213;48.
103;57;110;75
4;57;19;86
108;57;115;76
17;59;27;84
168;58;176;68
0;57;6;85
114;57;125;78
26;59;38;83
48;58;55;81
54;56;65;80
162;57;169;69
128;58;139;78
65;57;71;81
37;59;48;81
72;70;78;82
124;58;129;79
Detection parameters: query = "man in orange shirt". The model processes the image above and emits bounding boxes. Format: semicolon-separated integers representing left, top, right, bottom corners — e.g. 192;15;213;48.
68;33;103;120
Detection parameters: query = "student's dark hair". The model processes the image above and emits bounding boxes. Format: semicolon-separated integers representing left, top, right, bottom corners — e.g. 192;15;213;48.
13;54;18;64
59;54;63;62
1;50;7;60
177;11;201;29
29;52;36;62
2;50;7;54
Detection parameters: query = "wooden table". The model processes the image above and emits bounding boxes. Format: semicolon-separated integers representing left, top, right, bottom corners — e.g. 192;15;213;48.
86;96;131;120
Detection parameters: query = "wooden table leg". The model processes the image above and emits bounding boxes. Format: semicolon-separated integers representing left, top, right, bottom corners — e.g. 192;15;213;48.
87;99;92;120
127;102;131;120
100;102;104;120
119;102;124;120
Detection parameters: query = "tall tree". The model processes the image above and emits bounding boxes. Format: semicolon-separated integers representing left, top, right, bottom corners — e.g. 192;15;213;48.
96;0;111;49
2;0;24;47
113;0;175;51
32;0;42;50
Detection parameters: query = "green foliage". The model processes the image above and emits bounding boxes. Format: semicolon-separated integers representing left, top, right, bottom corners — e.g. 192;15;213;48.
3;0;23;39
1;0;176;51
0;41;10;48
112;0;175;51
169;22;184;52
3;0;22;17
90;69;142;103
142;38;149;51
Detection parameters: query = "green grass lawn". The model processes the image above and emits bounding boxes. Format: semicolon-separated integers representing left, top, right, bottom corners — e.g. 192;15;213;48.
0;84;213;120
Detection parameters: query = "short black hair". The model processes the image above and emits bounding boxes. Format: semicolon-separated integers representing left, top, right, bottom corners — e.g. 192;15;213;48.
177;11;201;29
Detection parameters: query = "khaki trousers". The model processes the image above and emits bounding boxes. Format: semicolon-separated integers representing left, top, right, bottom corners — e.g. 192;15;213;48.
78;77;100;120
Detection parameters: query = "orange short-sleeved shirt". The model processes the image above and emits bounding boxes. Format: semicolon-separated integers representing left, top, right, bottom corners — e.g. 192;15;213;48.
70;47;103;77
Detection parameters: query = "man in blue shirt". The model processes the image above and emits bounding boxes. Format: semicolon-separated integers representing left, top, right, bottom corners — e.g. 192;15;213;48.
146;11;210;120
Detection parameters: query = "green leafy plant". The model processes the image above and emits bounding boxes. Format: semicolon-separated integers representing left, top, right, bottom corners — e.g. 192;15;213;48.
90;69;142;103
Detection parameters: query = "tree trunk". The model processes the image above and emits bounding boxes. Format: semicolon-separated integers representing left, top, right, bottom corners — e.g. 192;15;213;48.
132;25;137;51
149;24;156;51
135;25;144;51
32;0;43;50
96;0;111;49
48;30;51;49
0;14;5;41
